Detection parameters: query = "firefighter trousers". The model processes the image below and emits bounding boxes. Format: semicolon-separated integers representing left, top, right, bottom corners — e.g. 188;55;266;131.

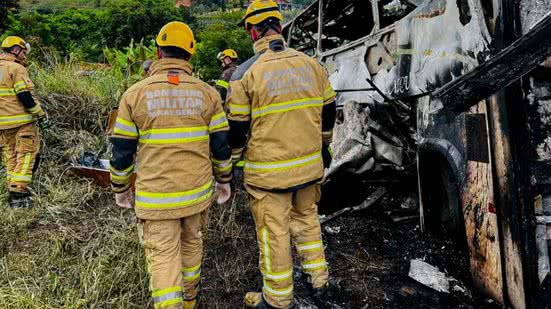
247;183;330;308
143;210;208;309
0;123;40;193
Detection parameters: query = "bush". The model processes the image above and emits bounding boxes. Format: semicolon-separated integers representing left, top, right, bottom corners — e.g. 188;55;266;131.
103;39;156;86
192;11;254;81
4;0;192;62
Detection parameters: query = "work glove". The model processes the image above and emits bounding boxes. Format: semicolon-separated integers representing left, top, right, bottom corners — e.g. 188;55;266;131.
215;182;232;204
115;189;135;209
322;144;332;168
38;114;50;130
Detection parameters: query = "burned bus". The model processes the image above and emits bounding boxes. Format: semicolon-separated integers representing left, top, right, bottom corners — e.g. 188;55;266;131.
283;0;551;307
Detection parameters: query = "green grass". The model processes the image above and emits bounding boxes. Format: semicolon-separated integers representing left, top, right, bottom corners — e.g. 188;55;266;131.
0;61;148;308
0;60;259;308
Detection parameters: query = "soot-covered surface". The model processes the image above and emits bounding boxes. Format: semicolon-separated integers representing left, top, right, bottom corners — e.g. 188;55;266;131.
201;177;504;308
300;181;503;309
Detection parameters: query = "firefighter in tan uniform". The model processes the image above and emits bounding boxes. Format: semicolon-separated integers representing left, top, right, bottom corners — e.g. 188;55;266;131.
109;22;232;309
227;1;337;308
0;36;48;208
214;49;238;103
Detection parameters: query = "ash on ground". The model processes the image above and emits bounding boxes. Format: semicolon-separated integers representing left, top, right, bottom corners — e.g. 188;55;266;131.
200;178;502;309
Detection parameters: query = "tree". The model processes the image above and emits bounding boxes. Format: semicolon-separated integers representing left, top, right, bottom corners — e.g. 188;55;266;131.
191;12;254;81
0;0;20;32
99;0;186;49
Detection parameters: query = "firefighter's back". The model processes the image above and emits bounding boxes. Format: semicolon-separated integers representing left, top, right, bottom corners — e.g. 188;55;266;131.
230;39;329;189
0;55;34;129
115;59;222;219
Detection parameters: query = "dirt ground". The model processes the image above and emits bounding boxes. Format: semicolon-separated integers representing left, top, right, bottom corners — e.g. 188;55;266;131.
199;174;504;309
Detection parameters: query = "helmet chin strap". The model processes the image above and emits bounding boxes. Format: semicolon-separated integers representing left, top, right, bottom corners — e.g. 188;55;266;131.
9;48;21;58
251;23;282;42
9;47;24;62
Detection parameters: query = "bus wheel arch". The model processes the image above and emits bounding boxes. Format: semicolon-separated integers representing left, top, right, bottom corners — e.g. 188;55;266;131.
418;139;466;243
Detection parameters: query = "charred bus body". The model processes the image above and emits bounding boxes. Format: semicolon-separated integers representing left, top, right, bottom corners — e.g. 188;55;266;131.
283;0;551;307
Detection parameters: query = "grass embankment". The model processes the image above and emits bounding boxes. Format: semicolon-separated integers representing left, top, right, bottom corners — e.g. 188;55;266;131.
0;62;259;308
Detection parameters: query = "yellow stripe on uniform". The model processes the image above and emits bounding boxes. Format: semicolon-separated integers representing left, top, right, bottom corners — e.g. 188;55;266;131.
324;85;336;104
14;81;27;93
7;172;32;183
209;112;229;132
215;79;230;89
251;97;323;119
27;104;43;115
297;240;323;252
152;286;183;309
262;268;293;281
21;153;32;176
0;114;34;125
262;226;272;273
113;117;138;137
110;164;134;176
110;163;134;183
263;280;293;297
244;151;322;172
182;264;201;281
302;258;328;272
212;157;232;173
139;126;208;144
229;103;251;115
0;88;16;96
135;180;213;208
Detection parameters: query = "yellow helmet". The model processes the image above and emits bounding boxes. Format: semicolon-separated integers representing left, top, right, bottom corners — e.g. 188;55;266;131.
156;21;196;55
240;0;283;29
217;49;238;61
1;36;30;51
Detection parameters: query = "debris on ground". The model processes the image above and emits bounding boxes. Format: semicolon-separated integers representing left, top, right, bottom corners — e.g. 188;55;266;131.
408;259;452;293
324;226;341;235
315;182;500;309
392;215;420;223
320;187;386;224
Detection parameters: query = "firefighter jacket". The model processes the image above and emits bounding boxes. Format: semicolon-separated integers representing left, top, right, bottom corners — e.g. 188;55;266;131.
110;58;232;220
215;62;237;104
0;54;46;130
227;34;337;191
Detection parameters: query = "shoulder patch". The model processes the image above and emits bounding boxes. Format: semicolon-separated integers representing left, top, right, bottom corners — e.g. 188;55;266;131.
167;71;180;85
230;51;265;82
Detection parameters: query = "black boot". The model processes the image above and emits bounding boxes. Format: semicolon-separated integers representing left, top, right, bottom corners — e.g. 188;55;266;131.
9;191;33;209
311;280;338;309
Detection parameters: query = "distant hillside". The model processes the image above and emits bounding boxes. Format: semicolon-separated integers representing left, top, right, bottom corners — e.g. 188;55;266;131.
20;0;100;12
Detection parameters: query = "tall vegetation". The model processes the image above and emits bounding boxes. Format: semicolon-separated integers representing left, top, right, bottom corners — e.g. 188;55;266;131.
3;0;315;82
3;0;190;61
0;0;20;31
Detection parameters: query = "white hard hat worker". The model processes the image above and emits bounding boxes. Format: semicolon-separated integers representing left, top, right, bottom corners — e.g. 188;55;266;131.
1;36;31;63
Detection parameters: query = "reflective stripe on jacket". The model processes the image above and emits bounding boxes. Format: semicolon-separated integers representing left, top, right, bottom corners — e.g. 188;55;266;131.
227;34;336;190
110;58;232;220
0;54;44;130
215;63;237;105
